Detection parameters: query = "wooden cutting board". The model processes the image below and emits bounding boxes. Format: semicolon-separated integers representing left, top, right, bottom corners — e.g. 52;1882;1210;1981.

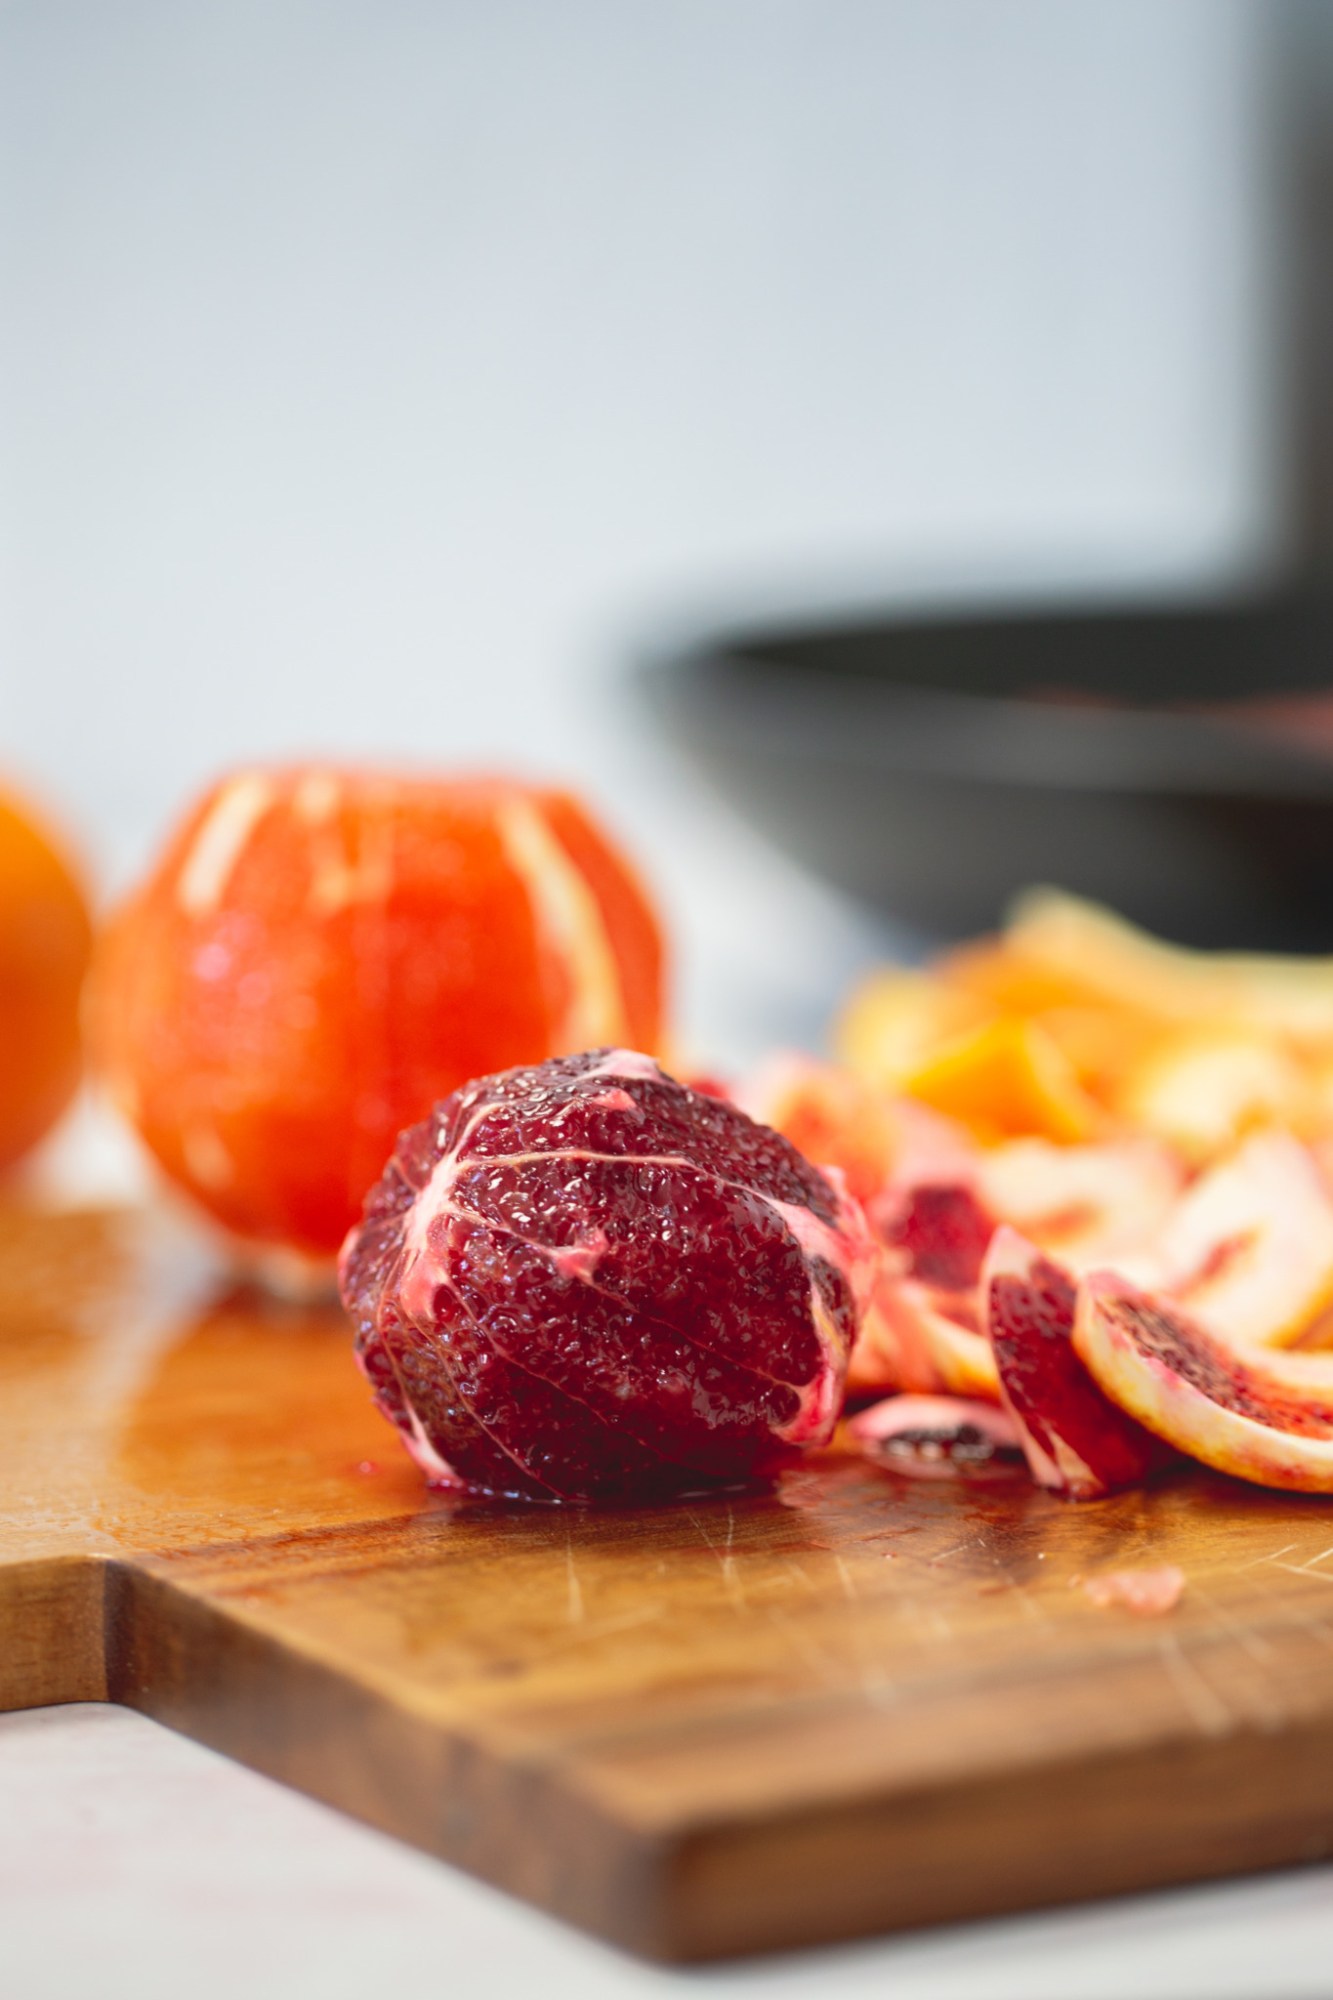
8;1203;1333;1961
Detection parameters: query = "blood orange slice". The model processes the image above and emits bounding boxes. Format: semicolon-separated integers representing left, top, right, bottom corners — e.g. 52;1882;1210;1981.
1074;1272;1333;1493
983;1226;1163;1500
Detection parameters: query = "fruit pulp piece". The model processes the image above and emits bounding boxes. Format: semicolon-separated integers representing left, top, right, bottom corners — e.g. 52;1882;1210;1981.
1079;1566;1185;1615
1074;1271;1333;1493
983;1225;1162;1499
339;1048;875;1502
883;1181;993;1290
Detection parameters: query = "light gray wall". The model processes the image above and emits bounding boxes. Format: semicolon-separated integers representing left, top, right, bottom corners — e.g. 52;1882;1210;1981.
0;0;1275;1055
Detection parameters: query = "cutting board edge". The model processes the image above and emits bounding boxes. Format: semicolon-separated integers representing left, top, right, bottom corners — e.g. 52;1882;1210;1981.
13;1546;1333;1962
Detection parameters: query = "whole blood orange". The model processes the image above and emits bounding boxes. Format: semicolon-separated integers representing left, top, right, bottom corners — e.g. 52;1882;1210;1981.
338;1049;873;1501
0;783;92;1171
89;769;664;1260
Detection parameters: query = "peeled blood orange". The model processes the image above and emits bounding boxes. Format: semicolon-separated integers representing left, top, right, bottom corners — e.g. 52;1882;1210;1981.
338;1049;874;1501
89;769;663;1260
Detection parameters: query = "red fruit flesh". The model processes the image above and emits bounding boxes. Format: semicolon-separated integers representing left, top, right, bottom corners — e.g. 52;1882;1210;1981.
984;1227;1161;1499
885;1183;993;1291
338;1049;873;1502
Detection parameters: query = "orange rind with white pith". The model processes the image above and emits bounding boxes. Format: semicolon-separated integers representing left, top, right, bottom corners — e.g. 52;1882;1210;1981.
1074;1272;1333;1493
1006;888;1333;1045
834;969;992;1093
852;1276;1000;1401
977;1136;1182;1274
1155;1130;1333;1350
1114;1027;1304;1161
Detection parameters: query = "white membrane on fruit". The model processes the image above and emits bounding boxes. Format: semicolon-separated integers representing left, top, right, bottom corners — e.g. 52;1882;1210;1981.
497;800;629;1051
176;774;275;914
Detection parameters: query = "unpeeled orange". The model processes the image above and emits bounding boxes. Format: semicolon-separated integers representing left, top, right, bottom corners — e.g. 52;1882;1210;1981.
0;782;91;1172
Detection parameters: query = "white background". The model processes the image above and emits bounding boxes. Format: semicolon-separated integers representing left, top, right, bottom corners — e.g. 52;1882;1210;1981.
1;6;1319;1996
0;0;1279;1060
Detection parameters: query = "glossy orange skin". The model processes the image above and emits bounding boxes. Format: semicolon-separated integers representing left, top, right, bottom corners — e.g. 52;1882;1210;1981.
0;786;92;1173
89;770;664;1257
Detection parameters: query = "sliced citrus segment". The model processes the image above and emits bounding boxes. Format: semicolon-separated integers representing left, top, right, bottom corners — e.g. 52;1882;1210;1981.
902;1017;1103;1144
1074;1272;1333;1493
1153;1130;1333;1349
938;938;1117;1017
983;1226;1164;1500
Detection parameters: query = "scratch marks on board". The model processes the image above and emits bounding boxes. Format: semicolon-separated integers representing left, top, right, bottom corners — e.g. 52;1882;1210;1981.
685;1504;747;1610
1234;1542;1302;1573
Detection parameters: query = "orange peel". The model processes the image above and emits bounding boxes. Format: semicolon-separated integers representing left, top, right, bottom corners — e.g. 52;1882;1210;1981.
902;1017;1103;1145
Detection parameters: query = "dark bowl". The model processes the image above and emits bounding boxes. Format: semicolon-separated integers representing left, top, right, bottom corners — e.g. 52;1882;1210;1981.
642;586;1333;950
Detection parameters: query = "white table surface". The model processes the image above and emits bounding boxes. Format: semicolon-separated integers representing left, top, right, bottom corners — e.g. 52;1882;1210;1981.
2;1701;1330;2000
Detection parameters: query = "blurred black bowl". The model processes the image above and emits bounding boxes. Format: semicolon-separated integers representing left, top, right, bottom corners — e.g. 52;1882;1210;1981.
643;587;1333;950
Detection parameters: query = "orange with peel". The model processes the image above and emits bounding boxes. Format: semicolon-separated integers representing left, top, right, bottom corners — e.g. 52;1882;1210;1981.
89;768;664;1261
0;782;92;1171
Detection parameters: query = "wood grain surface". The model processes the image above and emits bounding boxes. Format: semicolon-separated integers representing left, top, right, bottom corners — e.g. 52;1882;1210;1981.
7;1204;1333;1960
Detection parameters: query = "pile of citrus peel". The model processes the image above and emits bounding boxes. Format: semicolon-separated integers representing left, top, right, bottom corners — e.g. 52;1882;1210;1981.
749;888;1333;1499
